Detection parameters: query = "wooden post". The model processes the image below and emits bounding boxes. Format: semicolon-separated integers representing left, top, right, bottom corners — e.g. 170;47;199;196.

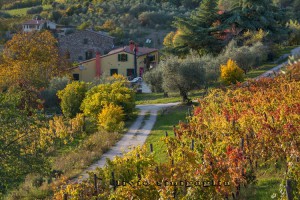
111;171;116;190
165;131;168;137
173;125;177;137
191;139;194;150
286;179;293;200
82;115;86;132
173;185;177;199
232;192;235;199
155;166;159;173
240;138;244;151
150;143;153;152
94;174;98;195
136;153;140;159
63;193;68;200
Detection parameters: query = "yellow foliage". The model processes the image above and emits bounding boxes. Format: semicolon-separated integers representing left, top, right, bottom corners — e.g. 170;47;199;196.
163;31;175;48
98;103;125;132
0;31;68;89
220;59;244;85
243;29;267;45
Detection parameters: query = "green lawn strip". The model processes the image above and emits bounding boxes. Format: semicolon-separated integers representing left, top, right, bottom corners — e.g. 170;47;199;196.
245;63;277;80
136;90;204;105
145;105;192;163
277;45;299;56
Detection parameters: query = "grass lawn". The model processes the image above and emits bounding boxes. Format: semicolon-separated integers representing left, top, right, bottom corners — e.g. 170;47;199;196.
145;104;193;163
277;45;299;56
3;5;52;16
239;178;281;200
136;90;205;105
244;63;277;80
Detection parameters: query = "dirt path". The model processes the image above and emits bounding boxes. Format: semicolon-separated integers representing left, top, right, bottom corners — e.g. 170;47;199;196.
73;102;179;183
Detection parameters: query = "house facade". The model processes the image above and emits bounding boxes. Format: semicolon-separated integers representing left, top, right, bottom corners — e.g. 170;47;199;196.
22;20;56;32
70;44;159;82
58;29;114;62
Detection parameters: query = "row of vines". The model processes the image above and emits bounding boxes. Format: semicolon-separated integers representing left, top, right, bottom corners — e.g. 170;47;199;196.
54;63;300;199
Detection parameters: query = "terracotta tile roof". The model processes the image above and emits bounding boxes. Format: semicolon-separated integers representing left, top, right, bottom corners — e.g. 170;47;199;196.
107;46;158;56
23;20;47;25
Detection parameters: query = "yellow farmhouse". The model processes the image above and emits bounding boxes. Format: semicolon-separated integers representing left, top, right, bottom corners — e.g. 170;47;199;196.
70;43;159;82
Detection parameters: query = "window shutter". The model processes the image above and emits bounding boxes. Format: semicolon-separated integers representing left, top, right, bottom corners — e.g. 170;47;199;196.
125;54;128;61
118;54;121;61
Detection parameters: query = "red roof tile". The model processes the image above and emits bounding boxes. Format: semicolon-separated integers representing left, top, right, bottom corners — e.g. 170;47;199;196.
107;46;158;57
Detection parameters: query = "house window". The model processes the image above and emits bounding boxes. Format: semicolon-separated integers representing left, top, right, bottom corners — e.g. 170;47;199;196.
73;74;79;81
110;69;118;76
118;54;128;62
127;69;135;77
83;38;88;44
149;55;155;62
85;51;93;60
78;56;83;61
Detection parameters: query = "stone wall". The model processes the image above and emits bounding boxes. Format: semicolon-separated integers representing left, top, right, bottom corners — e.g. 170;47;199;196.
58;29;114;62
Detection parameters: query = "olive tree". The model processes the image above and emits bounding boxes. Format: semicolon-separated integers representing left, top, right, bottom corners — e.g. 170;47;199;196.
161;56;206;103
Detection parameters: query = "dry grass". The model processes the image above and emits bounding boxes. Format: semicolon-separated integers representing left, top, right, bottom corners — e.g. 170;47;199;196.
53;131;120;179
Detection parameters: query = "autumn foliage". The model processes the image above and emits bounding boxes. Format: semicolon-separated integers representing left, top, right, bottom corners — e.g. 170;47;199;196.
220;59;244;85
54;62;300;199
98;103;125;132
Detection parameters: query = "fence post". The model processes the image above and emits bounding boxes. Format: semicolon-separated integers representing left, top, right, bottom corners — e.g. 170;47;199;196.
150;143;153;152
191;139;194;150
286;179;293;200
94;173;98;196
111;171;116;191
63;193;68;200
165;131;168;137
240;138;244;151
82;115;86;132
173;125;177;137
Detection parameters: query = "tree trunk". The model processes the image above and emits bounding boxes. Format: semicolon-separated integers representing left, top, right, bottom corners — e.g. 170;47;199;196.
180;90;189;103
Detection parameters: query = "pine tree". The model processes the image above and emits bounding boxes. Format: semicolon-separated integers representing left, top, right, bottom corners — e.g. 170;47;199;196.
171;0;223;56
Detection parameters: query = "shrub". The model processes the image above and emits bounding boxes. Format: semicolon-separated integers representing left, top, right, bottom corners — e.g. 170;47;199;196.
80;77;135;120
98;103;124;132
220;59;244;85
26;6;43;14
57;81;87;118
41;76;69;109
143;67;164;93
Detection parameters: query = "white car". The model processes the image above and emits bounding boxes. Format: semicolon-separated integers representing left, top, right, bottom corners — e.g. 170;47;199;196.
130;77;142;83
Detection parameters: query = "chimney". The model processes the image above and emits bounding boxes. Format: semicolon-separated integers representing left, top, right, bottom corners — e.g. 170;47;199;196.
129;40;135;52
95;52;101;77
134;43;139;53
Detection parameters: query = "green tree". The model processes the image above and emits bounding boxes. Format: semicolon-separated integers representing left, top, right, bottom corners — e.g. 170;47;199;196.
0;88;50;195
224;0;287;42
57;81;87;118
160;56;206;102
172;0;223;56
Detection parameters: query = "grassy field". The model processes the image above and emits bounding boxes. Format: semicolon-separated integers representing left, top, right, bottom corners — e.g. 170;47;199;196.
3;5;52;16
244;63;277;79
145;104;193;163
